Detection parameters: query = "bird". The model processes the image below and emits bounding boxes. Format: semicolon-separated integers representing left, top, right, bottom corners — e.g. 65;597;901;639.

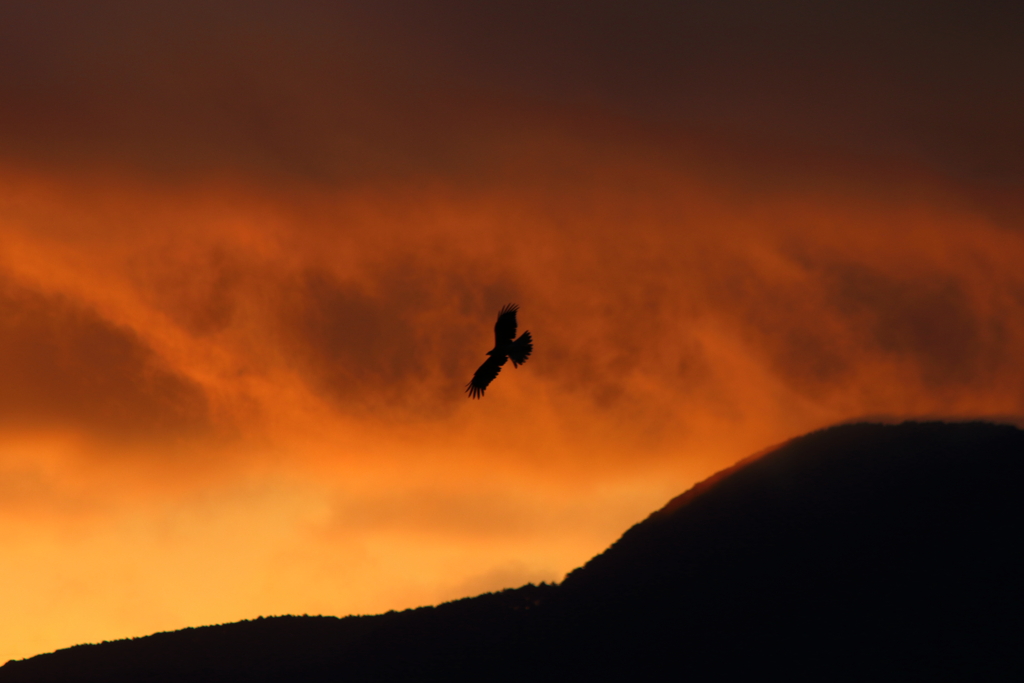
466;304;533;398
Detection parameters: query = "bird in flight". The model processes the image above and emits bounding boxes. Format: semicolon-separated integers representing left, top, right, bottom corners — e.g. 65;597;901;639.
466;304;533;398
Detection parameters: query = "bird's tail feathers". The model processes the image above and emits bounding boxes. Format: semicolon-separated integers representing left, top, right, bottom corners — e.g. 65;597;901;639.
509;331;533;367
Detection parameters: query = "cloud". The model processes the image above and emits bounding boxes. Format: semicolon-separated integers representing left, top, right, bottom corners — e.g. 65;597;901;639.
0;1;1021;185
2;0;1024;664
0;272;210;438
273;262;519;414
3;154;1022;455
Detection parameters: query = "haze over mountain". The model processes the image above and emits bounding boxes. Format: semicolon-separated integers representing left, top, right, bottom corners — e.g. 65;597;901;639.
3;421;1021;681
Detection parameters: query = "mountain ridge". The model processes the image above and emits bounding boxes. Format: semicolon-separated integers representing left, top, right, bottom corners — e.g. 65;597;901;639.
4;421;1022;681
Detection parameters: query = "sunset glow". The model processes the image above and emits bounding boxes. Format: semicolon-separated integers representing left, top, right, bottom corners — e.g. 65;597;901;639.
2;1;1022;663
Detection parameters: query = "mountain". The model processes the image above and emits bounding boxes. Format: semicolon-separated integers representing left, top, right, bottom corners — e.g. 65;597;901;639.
3;421;1022;682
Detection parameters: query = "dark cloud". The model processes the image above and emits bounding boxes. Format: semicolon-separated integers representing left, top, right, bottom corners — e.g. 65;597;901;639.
702;238;1023;405
1;1;1021;186
823;264;984;387
274;260;525;415
0;273;211;438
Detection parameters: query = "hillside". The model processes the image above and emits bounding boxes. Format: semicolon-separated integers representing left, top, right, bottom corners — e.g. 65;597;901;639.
3;421;1022;681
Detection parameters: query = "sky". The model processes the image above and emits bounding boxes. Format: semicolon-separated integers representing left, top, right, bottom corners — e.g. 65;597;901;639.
2;0;1024;662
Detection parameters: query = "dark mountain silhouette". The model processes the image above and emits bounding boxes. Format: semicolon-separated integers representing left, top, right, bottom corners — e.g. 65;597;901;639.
3;422;1022;682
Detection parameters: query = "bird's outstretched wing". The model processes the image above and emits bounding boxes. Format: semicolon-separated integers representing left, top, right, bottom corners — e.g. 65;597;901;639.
508;331;532;367
466;355;506;399
493;303;518;346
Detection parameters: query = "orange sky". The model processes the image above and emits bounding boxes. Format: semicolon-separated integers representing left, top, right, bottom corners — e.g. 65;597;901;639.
2;0;1024;662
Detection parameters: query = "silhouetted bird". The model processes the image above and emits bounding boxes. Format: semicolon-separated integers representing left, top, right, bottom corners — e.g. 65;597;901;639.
466;304;533;398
